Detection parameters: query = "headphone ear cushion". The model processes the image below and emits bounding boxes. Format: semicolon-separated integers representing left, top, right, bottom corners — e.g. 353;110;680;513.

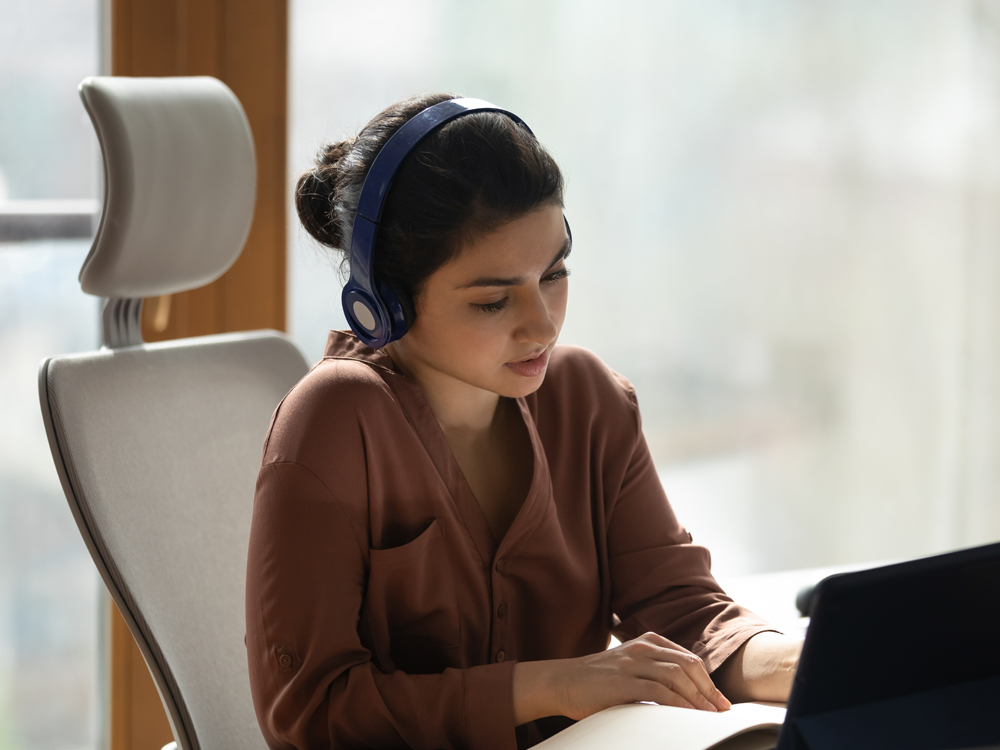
389;281;417;328
376;278;417;338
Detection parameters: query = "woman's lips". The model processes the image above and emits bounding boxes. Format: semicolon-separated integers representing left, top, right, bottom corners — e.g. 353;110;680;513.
504;349;549;377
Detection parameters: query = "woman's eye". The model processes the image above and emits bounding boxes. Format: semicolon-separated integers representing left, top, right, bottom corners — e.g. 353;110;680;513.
542;267;571;284
475;297;509;313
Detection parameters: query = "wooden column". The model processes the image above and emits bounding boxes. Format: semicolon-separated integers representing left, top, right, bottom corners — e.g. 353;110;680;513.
108;2;287;748
111;0;288;341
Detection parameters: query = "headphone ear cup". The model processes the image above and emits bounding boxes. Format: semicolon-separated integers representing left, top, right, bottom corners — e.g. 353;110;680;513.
388;281;416;328
375;278;416;343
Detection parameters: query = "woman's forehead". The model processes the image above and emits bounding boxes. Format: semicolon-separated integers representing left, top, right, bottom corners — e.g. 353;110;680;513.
441;206;568;286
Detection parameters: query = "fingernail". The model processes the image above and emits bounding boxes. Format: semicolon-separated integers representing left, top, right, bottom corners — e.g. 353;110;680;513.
703;700;718;712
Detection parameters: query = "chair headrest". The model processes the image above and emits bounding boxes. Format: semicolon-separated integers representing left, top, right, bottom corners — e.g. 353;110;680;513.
78;76;256;298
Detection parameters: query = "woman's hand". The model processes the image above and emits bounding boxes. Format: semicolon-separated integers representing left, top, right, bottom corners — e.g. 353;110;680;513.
711;631;803;704
512;632;732;725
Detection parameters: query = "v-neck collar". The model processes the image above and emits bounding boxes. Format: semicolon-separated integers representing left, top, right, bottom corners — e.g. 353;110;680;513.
323;330;551;567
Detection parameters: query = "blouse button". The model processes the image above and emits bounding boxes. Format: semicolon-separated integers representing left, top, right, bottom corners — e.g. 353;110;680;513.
496;650;506;662
497;604;507;619
278;653;292;668
495;558;506;573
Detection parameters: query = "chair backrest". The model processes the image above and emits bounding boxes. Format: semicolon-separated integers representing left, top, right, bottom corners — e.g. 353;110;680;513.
38;77;309;750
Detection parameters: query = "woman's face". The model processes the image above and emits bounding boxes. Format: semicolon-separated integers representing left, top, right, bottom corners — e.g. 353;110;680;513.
390;203;570;400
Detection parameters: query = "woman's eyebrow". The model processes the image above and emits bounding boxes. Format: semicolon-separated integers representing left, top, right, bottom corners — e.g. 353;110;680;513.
457;240;571;289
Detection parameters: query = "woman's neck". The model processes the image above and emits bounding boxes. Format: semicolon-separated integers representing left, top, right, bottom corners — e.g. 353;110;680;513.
386;341;501;439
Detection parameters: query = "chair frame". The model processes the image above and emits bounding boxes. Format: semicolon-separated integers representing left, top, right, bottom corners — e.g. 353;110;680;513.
39;339;198;750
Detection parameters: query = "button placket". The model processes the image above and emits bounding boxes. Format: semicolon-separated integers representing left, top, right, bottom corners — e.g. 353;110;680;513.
491;555;509;665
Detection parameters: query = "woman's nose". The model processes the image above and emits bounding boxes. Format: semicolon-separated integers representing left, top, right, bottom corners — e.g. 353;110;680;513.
514;287;559;344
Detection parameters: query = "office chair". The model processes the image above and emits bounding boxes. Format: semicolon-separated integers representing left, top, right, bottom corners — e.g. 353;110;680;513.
38;76;309;750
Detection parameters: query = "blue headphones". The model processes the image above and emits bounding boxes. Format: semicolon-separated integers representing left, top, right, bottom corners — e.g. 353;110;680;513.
342;97;566;349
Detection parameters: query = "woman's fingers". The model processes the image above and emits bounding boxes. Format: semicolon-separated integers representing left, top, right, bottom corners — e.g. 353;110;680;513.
631;634;731;711
641;661;717;711
662;651;730;711
638;657;725;712
544;632;735;721
636;679;698;710
670;663;724;712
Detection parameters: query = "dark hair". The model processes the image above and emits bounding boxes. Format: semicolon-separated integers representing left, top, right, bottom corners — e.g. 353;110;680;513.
295;93;565;308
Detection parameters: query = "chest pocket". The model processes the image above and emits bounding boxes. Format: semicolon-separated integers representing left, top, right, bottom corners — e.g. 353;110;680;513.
366;518;462;674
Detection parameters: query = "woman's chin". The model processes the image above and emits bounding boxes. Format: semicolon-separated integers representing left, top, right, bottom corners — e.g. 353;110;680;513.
495;369;548;399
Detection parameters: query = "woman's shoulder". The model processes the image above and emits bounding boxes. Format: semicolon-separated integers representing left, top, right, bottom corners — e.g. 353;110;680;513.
262;356;401;465
531;344;639;426
545;344;636;399
282;355;398;418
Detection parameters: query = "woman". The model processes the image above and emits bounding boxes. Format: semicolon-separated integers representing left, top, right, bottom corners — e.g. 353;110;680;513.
245;93;803;750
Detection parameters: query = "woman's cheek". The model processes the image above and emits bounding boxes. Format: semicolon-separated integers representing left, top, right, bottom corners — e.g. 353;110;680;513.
451;320;501;365
549;287;568;333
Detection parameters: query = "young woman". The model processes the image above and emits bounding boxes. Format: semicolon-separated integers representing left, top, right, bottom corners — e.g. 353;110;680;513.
245;93;803;750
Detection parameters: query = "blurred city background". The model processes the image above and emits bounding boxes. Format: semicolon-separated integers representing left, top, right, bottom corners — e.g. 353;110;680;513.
5;0;1000;748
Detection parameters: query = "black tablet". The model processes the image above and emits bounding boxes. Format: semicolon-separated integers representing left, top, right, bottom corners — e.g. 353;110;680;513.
776;541;1000;750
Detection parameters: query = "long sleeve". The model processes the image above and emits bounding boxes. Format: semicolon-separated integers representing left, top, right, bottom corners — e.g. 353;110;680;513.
246;460;516;750
605;390;777;673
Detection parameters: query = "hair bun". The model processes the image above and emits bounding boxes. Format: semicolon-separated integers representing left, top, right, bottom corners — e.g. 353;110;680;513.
295;140;353;249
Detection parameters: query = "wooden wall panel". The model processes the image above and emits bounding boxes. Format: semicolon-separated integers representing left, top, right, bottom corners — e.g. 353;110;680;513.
109;1;287;748
219;0;288;333
112;0;287;343
110;603;173;750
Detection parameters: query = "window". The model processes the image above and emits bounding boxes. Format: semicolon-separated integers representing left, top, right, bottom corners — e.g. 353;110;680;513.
0;244;102;750
289;0;1000;578
1;1;103;748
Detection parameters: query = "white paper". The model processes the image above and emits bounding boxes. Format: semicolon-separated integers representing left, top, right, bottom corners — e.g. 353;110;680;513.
533;702;787;750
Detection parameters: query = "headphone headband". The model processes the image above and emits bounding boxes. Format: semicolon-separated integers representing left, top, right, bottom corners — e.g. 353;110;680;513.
356;98;532;224
342;98;537;349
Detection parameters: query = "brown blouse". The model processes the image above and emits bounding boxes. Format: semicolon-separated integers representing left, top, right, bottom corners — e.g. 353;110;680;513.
245;331;774;750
